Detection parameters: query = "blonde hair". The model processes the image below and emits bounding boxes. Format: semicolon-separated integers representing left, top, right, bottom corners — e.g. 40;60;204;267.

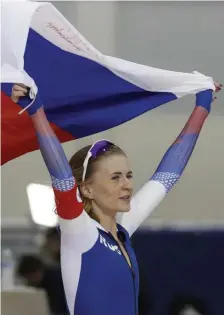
69;143;125;218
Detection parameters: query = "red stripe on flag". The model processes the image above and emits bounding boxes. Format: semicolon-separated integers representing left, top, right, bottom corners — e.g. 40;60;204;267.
1;92;75;165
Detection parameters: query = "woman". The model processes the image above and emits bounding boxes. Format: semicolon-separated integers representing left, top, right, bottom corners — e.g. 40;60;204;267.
11;82;221;315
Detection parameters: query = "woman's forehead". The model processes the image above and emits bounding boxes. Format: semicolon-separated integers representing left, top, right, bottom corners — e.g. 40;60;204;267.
95;154;131;173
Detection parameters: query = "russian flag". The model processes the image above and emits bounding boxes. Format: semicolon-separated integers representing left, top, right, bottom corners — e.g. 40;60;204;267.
1;1;215;165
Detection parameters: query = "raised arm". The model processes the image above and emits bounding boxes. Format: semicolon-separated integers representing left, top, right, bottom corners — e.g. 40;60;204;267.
11;85;95;236
30;106;83;220
119;89;214;236
11;86;100;315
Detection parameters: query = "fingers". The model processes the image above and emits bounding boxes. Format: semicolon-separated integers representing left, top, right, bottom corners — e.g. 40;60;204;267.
214;81;222;93
11;84;29;103
12;84;28;94
12;90;26;98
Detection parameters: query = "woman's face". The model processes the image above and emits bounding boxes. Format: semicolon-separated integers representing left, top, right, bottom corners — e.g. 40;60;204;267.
83;154;133;215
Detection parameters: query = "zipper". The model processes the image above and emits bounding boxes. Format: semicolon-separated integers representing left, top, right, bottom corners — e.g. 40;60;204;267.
110;234;137;315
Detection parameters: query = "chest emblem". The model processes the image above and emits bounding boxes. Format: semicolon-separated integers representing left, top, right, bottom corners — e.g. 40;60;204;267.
100;235;122;255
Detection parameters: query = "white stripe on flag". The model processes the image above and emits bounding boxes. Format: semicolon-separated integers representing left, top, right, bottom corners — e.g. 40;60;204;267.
1;1;215;98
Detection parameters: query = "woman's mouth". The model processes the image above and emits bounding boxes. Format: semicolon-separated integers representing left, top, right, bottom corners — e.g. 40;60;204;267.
119;196;131;201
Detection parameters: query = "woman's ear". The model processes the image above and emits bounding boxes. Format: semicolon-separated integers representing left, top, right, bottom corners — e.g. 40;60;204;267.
80;182;93;200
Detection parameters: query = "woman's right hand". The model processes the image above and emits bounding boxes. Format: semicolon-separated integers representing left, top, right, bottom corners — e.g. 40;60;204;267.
11;84;29;103
11;84;42;115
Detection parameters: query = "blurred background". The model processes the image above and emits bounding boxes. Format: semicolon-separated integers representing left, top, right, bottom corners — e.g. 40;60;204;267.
1;1;224;315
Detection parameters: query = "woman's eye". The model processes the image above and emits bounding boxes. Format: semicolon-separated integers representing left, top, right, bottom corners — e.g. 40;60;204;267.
112;176;119;180
127;174;133;179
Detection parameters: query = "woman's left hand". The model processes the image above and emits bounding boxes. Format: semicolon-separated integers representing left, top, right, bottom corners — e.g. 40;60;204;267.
214;81;222;92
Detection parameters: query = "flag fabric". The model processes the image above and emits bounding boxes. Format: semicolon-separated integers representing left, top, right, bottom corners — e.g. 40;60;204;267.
1;1;215;165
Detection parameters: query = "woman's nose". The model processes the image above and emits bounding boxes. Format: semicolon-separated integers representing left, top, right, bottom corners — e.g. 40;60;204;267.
123;177;133;190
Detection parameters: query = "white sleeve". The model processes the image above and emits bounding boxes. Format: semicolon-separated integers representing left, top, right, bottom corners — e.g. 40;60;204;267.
53;180;98;251
59;213;99;315
59;211;99;252
117;180;166;236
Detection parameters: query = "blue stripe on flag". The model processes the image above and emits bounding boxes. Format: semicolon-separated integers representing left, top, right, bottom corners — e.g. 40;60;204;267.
15;29;178;138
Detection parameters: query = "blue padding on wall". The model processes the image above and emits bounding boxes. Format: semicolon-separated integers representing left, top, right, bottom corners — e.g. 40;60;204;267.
132;228;224;315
